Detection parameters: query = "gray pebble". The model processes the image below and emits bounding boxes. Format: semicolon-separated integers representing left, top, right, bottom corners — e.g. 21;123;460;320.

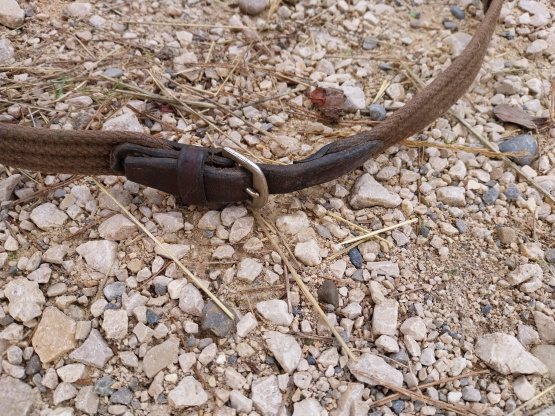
95;376;115;396
104;282;125;301
461;386;481;402
239;0;268;15
111;387;133;405
317;280;339;307
455;219;466;233
450;6;465;20
351;269;364;281
146;309;160;326
348;247;363;268
103;68;124;78
482;187;499;205
363;38;378;50
443;20;458;31
201;300;236;338
317;225;333;240
505;183;521;201
332;330;350;348
25;355;41;376
390;349;409;365
378;63;392;71
392;399;405;414
498;134;538;165
369;104;387;121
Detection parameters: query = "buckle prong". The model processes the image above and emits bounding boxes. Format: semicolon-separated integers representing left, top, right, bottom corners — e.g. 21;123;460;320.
222;148;268;209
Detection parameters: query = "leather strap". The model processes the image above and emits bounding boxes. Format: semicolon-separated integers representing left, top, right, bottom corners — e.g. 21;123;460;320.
0;0;503;207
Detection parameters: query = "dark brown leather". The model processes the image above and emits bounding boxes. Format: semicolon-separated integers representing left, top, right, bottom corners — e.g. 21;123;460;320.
114;140;381;205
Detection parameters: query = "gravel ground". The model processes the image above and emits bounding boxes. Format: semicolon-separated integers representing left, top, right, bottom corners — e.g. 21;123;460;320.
0;0;555;416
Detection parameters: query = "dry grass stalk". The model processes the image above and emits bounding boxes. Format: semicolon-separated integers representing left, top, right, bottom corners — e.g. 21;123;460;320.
341;218;417;245
251;209;358;362
353;370;477;416
369;369;490;409
91;177;234;319
505;383;555;416
122;21;248;30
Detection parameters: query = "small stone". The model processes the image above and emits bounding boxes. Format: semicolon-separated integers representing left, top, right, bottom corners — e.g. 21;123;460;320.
153;212;184;233
505;183;521;201
198;210;221;230
143;337;179;378
498;134;538;165
348;247;363;268
264;331;302;373
29;311;70;364
462;386;481;402
533;311;555;344
201;300;236;338
526;39;547;54
30;203;68;230
75;386;99;415
0;174;21;202
178;283;205;317
103;67;124;78
0;0;25;29
475;333;547;375
53;382;77;405
294;239;322;266
348;353;403;386
110;387;133;405
546;249;555;263
482;187;499;205
69;329;114;369
350;174;401;209
497;227;516;244
154;243;190;260
251;376;282;416
450;5;465;19
229;216;254;243
43;244;70;264
368;104;386;121
518;324;540;346
256;299;293;326
76;240;118;275
237;258;263;281
372;299;398;337
437;186;466;206
98;214;137;240
102;283;124;302
340;86;366;112
318;280;339;307
238;0;268;15
0;377;36;416
5;278;45;322
65;2;92;18
513;376;535;401
531;345;555;382
392;399;405;414
168;376;208;408
102;309;128;339
57;364;85;383
507;263;542;286
95;377;115;396
236;312;257;337
276;211;309;235
375;335;399;353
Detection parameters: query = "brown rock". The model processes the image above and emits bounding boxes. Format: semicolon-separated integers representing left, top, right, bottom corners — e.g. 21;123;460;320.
32;307;76;363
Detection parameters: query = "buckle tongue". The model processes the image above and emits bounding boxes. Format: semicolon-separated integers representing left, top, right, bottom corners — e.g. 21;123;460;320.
222;148;268;209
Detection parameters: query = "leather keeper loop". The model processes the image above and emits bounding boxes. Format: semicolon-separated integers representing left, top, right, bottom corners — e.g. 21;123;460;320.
178;146;207;206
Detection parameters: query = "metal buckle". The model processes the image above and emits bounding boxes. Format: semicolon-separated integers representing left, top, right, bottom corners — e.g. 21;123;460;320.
222;148;268;209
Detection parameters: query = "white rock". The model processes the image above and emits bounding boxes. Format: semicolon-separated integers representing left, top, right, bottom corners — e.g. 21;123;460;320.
198;210;221;230
0;38;14;63
436;186;466;206
251;376;283;416
372;299;398;336
350;174;401;209
65;2;93;18
101;309;128;339
294;239;322;266
30;203;68;230
348;353;403;386
293;398;325;416
178;284;204;317
276;211;309;235
375;335;399;353
143;337;179;378
5;278;45;322
0;0;25;29
76;240;118;275
475;333;547;375
168;376;208;408
508;263;542;285
237;258;263;281
153;212;184;233
400;317;427;341
340;86;366;112
102;112;143;133
236;312;258;337
256;299;293;326
513;375;535;401
98;214;137;240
